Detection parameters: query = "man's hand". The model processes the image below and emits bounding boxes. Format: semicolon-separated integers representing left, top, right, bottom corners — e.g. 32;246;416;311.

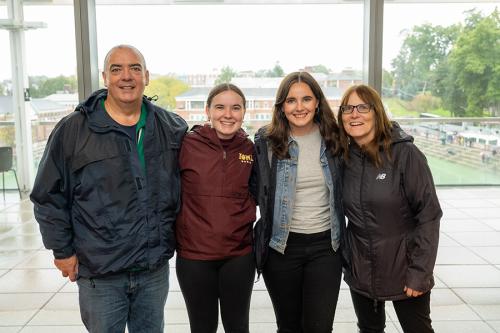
404;286;424;297
54;255;78;282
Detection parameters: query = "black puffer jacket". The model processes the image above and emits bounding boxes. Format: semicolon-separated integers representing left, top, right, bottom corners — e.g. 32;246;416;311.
31;89;187;278
342;123;442;301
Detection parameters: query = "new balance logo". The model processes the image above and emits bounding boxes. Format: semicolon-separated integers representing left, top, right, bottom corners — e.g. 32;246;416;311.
376;173;386;180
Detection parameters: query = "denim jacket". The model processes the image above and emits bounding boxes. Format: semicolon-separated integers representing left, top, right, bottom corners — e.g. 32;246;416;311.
269;136;341;254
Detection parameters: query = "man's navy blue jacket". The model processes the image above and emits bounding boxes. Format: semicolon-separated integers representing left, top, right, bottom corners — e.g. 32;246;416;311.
30;89;188;278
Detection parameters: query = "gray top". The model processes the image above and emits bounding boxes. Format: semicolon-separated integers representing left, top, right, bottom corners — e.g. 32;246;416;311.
290;127;330;234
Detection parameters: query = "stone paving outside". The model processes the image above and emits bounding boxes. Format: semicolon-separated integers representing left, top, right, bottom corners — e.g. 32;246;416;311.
0;187;500;332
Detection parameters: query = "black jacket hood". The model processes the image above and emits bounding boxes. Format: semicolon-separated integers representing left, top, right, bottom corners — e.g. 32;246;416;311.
390;121;414;145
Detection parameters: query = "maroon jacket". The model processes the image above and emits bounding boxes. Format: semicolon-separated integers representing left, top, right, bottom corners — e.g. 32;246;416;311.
176;124;256;260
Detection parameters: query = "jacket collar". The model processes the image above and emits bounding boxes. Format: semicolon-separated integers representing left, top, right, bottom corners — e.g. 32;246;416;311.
75;88;155;134
191;123;248;148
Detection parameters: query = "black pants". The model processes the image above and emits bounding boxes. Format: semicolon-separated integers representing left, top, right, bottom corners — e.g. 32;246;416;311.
350;289;434;333
176;253;255;333
262;231;342;333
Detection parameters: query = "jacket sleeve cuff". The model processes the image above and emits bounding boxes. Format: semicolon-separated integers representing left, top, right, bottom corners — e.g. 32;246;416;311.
406;269;434;292
53;246;75;259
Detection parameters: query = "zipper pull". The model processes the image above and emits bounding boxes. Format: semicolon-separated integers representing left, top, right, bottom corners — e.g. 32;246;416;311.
223;151;227;160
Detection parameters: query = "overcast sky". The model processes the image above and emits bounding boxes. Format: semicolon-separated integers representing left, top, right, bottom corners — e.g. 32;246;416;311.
0;2;498;81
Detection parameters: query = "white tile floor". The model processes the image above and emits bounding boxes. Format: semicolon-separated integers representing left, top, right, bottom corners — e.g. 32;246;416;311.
0;187;499;332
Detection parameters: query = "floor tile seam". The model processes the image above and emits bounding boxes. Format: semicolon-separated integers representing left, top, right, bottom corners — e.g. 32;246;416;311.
0;225;40;241
0;291;61;295
17;323;84;327
441;202;500;209
453;207;500;219
0;249;44;254
8;266;57;271
436;263;493;266
440;224;496;233
485;320;500;332
435;263;499;269
459;295;498;322
432;271;451;290
447;287;473;309
431;319;494;322
441;231;500;247
441;216;481;221
0;203;16;213
467;246;500;266
22;283;68;329
444;230;500;234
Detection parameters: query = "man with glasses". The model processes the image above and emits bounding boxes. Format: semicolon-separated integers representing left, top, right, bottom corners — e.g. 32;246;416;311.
31;45;187;333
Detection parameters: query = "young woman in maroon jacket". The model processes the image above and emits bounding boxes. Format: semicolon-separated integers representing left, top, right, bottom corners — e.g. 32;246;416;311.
175;83;257;333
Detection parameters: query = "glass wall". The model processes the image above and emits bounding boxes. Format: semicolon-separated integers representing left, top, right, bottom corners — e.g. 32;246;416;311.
0;1;16;188
95;2;364;135
383;2;500;185
3;1;500;187
23;3;77;169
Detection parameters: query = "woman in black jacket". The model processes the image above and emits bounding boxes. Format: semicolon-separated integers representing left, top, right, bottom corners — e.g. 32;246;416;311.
337;85;442;333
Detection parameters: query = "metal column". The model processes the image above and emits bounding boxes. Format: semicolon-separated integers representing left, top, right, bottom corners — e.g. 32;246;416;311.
363;0;384;94
74;0;99;101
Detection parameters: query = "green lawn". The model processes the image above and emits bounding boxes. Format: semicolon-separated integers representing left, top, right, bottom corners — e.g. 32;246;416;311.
427;155;500;185
0;172;20;190
384;98;453;118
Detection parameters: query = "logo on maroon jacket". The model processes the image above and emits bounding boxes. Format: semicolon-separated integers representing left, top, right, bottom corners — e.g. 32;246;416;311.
239;153;254;164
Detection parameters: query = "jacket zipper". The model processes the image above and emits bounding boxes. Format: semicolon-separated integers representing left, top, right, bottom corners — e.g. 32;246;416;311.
360;153;378;311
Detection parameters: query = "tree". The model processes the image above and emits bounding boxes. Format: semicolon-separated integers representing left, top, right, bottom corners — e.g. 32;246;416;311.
382;69;395;97
215;66;237;84
409;93;442;113
268;62;284;77
0;126;15;146
29;75;77;98
255;63;285;78
446;9;500;116
434;58;467;117
391;23;460;100
0;82;5;96
310;64;330;75
144;76;189;111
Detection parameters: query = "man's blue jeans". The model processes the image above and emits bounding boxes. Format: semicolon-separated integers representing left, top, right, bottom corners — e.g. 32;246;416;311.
77;263;169;333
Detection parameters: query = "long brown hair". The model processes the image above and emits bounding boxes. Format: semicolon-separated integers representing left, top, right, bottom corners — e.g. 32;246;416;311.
266;72;340;159
337;84;392;167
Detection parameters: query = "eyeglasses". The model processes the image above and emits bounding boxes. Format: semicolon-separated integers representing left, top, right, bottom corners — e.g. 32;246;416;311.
339;103;372;114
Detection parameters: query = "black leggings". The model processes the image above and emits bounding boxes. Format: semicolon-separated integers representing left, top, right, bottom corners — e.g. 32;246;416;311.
262;231;343;333
350;289;434;333
175;253;255;333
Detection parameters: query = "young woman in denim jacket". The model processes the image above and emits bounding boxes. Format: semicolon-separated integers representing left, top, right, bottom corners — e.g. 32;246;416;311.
253;72;346;333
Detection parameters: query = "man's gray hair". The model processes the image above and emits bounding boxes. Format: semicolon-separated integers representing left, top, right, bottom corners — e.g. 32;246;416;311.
103;44;147;71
